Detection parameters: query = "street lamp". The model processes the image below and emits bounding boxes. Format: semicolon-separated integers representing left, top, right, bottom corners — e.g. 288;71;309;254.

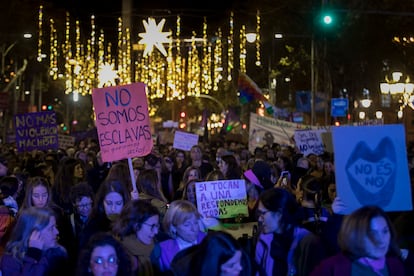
380;72;414;115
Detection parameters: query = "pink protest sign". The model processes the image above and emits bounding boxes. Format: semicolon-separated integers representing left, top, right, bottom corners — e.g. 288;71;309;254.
92;83;153;162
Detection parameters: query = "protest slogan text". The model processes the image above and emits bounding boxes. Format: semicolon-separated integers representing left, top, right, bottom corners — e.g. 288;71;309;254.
14;111;58;152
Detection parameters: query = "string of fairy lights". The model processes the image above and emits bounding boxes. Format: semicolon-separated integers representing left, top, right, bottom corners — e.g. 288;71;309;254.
37;5;262;111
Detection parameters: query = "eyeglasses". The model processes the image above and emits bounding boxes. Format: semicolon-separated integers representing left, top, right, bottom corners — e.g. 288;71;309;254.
164;159;173;163
142;222;160;232
76;202;93;209
91;256;118;266
256;209;271;218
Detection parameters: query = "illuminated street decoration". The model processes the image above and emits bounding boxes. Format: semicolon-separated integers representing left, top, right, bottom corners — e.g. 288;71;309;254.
98;63;118;87
39;5;261;122
138;17;172;57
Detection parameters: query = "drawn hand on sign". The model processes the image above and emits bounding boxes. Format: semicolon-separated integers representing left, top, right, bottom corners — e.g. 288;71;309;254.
345;137;396;207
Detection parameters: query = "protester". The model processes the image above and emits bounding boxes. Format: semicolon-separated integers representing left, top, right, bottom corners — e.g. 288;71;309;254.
218;154;243;179
170;230;250;276
68;182;95;266
174;166;201;200
76;232;132;276
80;179;130;249
112;199;160;275
255;187;325;275
152;200;206;272
311;206;405;275
295;175;330;235
53;158;86;215
190;145;213;180
137;169;169;217
0;207;69;275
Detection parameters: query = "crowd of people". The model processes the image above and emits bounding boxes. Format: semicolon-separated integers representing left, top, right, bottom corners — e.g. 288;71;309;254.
0;137;412;275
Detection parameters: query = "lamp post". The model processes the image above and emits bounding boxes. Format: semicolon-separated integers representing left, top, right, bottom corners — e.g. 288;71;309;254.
380;71;414;120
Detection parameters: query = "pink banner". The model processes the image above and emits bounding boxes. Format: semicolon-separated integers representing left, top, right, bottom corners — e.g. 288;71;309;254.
92;83;153;162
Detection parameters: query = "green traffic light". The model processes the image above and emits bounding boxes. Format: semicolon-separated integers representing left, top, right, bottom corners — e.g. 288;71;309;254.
323;15;333;25
47;105;53;110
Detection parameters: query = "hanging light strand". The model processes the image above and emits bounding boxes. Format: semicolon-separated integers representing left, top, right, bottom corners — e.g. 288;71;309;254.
255;10;261;66
37;5;43;62
240;25;247;73
227;12;234;81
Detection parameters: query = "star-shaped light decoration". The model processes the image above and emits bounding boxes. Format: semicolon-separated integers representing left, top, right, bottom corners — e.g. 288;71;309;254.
98;63;118;87
138;17;172;57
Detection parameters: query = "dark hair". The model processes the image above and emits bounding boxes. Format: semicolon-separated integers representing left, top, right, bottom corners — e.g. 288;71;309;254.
70;182;94;204
174;231;250;276
112;200;159;239
298;175;322;203
221;155;242;179
259;188;299;232
338;205;400;258
76;232;132;276
137;169;167;202
54;158;86;205
92;179;130;218
0;176;19;199
105;162;132;192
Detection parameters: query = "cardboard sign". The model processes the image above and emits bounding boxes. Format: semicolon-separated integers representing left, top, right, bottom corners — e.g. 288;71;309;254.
294;129;327;156
92;83;153;162
195;179;248;219
249;113;323;153
173;130;199;151
332;125;412;212
14;111;58;152
58;134;75;150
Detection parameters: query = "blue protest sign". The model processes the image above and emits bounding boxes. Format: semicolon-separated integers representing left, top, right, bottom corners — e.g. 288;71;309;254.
332;125;412;212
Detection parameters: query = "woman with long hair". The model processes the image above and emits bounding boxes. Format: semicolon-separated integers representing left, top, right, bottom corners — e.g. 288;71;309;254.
79;179;130;249
255;188;325;275
0;207;68;275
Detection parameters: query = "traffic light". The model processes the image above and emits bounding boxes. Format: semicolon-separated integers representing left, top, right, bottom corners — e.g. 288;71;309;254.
41;105;47;111
47;105;53;110
180;111;186;118
322;14;333;25
318;9;335;28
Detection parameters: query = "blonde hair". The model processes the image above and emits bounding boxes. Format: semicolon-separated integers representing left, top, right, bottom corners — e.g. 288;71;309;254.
163;200;200;238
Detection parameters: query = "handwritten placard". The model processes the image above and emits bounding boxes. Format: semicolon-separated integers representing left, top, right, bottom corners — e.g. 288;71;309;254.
332;125;412;212
92;83;153;162
195;179;248;219
173;130;199;151
294;129;327;156
248;113;326;153
14;111;58;152
58;134;75;150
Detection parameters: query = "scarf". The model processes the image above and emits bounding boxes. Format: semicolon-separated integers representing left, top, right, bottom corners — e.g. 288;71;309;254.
357;256;386;275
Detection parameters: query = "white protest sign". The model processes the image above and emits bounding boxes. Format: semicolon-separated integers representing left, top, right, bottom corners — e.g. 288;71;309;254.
294;129;327;156
332;124;412;212
249;113;322;153
58;134;75;150
173;130;199;151
195;179;248;219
